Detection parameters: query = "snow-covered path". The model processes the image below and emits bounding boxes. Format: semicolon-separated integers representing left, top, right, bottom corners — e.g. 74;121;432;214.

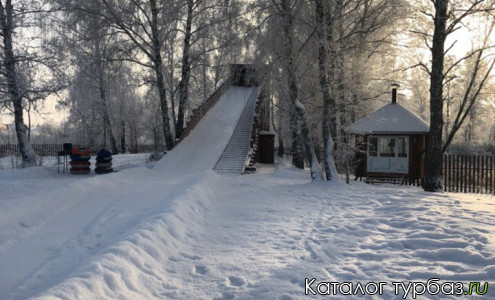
154;167;495;299
2;163;494;299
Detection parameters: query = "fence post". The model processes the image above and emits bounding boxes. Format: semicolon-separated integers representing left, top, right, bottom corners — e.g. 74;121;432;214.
491;156;494;194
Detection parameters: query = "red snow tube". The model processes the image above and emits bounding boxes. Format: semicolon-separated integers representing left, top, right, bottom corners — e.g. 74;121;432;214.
70;147;92;174
70;167;91;174
69;161;91;167
71;147;92;156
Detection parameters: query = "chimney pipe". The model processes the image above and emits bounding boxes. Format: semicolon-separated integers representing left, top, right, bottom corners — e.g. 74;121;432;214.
390;83;400;104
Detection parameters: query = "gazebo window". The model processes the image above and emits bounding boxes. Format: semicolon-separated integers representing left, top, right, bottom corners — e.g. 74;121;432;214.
366;136;409;159
368;136;378;157
379;137;395;157
398;137;408;157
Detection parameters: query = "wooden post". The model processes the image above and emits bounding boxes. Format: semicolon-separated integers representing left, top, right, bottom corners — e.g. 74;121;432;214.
455;155;460;193
490;156;494;194
487;156;490;194
476;155;480;193
449;154;453;192
469;155;474;193
481;155;488;193
442;154;449;192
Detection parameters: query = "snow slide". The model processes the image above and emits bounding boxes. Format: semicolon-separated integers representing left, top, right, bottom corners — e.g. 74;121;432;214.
155;86;256;176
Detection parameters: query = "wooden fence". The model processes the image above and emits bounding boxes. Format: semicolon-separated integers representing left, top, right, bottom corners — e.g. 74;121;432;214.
443;154;495;194
0;144;167;158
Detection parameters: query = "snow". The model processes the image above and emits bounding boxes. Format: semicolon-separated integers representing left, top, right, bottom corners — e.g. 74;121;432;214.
348;102;430;135
294;100;305;112
155;86;254;176
1;157;494;299
1;87;494;299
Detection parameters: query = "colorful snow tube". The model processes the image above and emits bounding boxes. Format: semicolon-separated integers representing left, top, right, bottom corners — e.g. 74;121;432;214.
72;147;91;156
95;149;113;174
70;154;91;162
70;147;92;174
96;149;111;158
95;161;113;168
69;161;91;167
95;166;113;174
70;167;91;174
96;157;112;163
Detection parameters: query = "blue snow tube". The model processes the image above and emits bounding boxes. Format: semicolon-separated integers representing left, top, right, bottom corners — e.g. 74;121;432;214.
97;149;112;158
70;154;91;162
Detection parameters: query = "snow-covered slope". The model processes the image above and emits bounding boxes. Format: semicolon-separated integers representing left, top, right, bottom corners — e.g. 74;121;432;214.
155;86;255;176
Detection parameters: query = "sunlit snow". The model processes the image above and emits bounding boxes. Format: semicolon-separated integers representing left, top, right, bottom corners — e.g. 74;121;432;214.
0;86;493;299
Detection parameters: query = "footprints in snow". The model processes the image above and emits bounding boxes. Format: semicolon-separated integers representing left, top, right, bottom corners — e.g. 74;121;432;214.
177;252;248;299
194;265;207;275
211;276;247;300
227;275;245;287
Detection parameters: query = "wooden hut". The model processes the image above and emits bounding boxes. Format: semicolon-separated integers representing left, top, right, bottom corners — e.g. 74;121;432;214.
348;87;429;185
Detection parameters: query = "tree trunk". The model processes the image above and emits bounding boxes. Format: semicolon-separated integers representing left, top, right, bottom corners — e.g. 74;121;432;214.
281;0;304;169
0;0;36;167
424;0;448;192
150;0;174;150
121;120;127;153
168;47;177;130
281;0;323;181
277;135;285;157
176;0;194;140
96;41;119;154
295;103;324;181
325;2;338;141
290;105;304;168
270;94;285;157
316;0;337;181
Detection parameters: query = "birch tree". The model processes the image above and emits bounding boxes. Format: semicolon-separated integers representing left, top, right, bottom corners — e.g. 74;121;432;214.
70;0;179;150
421;0;495;192
277;0;323;181
58;0;126;153
0;0;63;167
175;0;194;140
441;20;495;152
175;0;246;139
315;0;338;181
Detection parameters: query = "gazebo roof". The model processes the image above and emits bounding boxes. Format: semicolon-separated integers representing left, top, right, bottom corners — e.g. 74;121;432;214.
348;102;429;135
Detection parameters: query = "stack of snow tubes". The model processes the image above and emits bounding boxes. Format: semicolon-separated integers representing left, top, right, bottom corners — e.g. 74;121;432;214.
95;149;113;174
70;147;92;174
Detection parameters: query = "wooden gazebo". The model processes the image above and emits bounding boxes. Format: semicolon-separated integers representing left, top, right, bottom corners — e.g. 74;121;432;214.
348;89;430;185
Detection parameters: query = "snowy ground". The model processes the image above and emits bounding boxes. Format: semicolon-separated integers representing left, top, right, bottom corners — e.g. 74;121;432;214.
1;86;494;299
1;158;494;300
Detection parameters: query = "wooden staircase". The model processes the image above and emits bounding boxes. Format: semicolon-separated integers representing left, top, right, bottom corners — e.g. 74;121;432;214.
213;88;259;175
365;174;405;185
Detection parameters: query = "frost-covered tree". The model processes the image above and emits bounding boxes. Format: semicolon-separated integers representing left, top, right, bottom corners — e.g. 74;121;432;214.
175;0;247;139
0;0;64;167
66;0;180;150
417;0;495;192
